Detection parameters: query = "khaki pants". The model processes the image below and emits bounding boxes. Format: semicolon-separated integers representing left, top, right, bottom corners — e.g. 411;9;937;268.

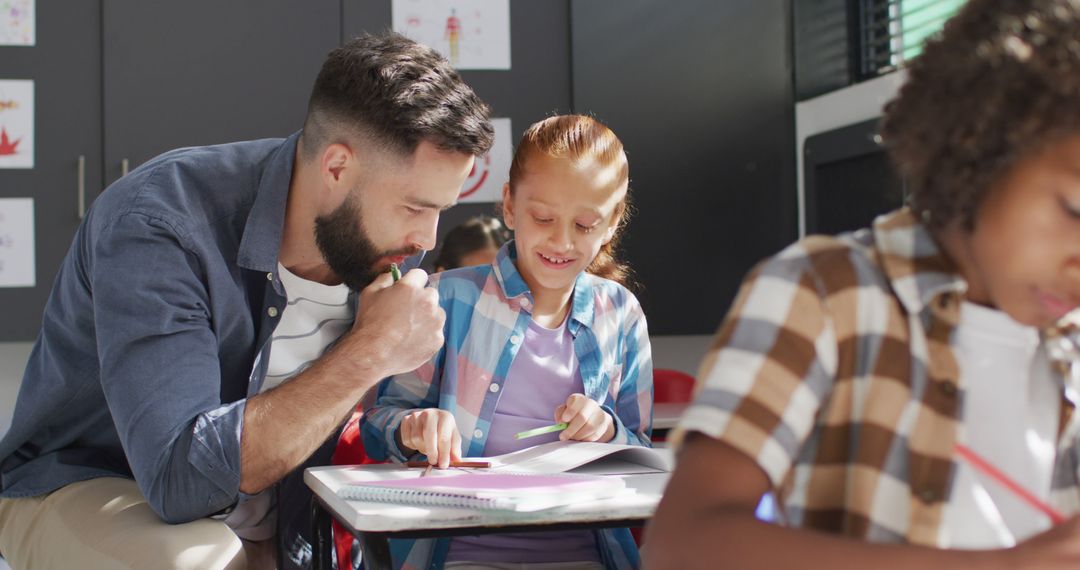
0;477;271;569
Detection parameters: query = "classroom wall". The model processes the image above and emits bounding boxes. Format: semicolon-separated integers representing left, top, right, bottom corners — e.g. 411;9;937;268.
570;0;798;335
0;1;799;378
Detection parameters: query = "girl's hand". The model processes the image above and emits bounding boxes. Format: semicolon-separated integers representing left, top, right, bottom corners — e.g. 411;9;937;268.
397;408;462;468
554;393;615;442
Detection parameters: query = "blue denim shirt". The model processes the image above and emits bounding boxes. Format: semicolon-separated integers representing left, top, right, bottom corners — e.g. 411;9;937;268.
0;132;414;566
0;132;296;515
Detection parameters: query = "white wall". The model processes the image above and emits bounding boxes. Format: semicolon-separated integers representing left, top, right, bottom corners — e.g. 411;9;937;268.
650;335;712;377
0;342;31;438
795;71;907;237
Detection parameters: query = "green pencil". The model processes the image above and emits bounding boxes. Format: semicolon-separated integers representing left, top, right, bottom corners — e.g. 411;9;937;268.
515;422;569;440
390;263;401;282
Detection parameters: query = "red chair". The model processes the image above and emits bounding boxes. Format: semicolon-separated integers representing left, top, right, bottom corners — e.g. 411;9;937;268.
331;409;384;569
653;368;695;404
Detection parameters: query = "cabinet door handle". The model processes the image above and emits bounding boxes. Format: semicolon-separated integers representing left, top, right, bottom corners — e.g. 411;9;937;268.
121;158;130;177
77;155;86;219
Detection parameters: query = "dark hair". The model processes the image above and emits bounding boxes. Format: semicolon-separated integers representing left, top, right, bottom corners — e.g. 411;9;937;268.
432;216;509;271
300;32;494;160
507;115;635;288
882;0;1080;232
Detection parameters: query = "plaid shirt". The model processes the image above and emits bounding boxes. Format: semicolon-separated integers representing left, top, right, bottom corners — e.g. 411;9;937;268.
362;241;653;570
672;208;1080;545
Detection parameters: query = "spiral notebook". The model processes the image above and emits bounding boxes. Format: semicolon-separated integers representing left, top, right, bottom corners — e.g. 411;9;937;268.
337;471;629;512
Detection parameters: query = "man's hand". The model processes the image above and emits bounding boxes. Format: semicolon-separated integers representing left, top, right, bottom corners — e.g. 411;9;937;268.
398;408;462;468
554;393;615;442
345;268;445;378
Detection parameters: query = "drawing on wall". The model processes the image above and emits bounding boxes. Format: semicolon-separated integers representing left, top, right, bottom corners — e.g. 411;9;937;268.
459;118;511;203
0;79;33;169
0;0;34;46
0;198;35;287
392;0;510;70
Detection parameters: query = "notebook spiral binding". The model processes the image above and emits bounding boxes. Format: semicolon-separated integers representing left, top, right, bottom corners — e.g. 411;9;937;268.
338;486;512;510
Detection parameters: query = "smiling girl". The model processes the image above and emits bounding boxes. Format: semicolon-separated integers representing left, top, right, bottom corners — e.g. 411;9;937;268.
361;115;653;570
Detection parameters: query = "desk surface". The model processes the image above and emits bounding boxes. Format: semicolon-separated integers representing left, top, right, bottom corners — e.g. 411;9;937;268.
305;464;670;536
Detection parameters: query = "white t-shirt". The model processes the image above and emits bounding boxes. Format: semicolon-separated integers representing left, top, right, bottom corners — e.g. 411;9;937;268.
261;263;352;392
221;263;352;541
938;301;1058;549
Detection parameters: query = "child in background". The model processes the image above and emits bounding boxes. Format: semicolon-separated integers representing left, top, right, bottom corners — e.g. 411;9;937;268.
432;215;509;272
647;1;1080;568
362;115;653;570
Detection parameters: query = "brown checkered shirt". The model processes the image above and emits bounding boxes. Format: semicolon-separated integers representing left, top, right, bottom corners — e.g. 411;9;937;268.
673;208;1080;545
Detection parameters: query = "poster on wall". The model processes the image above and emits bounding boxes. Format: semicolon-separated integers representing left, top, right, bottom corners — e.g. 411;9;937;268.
0;198;35;287
392;0;510;70
0;79;33;169
458;118;512;203
0;0;34;46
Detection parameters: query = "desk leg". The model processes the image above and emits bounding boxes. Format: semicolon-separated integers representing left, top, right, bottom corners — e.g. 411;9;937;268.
310;499;332;570
358;532;393;570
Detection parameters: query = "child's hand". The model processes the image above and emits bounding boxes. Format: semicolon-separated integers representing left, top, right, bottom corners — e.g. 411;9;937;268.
554;393;615;442
398;409;462;468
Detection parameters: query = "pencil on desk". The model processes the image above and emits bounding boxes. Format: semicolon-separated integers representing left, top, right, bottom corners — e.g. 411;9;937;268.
405;460;492;468
954;443;1065;524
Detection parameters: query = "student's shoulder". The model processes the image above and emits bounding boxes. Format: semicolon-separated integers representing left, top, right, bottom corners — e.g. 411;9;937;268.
427;264;497;300
753;229;885;295
580;274;645;316
90;138;286;230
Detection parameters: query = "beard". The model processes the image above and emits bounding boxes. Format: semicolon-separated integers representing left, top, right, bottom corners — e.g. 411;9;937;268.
314;192;418;291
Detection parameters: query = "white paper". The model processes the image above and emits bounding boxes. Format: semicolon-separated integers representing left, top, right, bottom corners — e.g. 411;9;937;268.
0;79;33;169
459;117;511;203
0;0;34;46
486;441;673;474
393;0;510;70
0;198;35;287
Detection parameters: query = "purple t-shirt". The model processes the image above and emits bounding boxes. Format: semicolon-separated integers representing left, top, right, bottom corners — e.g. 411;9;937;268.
446;316;601;564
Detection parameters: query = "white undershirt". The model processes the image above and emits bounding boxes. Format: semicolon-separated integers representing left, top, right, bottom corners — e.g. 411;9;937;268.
939;301;1058;549
261;263;352;392
221;263;352;541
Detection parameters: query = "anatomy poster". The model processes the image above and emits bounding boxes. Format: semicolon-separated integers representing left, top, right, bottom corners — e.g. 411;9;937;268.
0;80;33;169
0;198;35;287
0;0;33;46
393;0;510;70
459;118;511;203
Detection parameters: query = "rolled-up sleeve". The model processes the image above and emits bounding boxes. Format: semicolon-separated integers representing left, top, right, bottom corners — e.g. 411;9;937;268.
92;212;244;523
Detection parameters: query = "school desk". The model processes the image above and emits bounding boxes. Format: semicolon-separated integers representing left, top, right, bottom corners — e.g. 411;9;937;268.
305;464;671;570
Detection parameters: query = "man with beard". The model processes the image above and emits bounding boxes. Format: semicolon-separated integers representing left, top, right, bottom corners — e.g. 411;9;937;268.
0;33;493;569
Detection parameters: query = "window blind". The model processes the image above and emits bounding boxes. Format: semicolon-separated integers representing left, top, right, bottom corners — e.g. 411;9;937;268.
860;0;966;77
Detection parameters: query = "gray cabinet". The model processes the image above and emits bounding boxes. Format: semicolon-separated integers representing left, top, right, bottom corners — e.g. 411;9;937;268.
0;1;341;341
102;1;340;182
0;0;103;341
